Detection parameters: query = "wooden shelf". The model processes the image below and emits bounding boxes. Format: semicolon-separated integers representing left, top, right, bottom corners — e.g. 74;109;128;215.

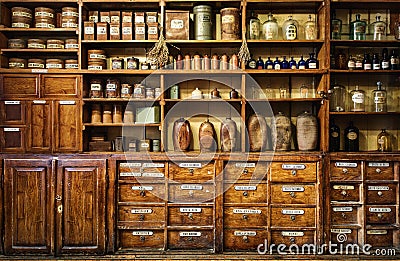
80;69;155;74
1;49;79;54
245;69;327;74
164;98;242;102
83;98;160;102
0;68;81;73
330;69;400;74
247;98;323;102
330;111;400;115
330;40;400;46
84;123;161;127
0;28;77;33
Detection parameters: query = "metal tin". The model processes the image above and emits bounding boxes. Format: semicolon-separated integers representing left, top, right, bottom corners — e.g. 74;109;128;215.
46;39;64;49
35;17;55;28
220;8;240;40
170;85;179;99
27;39;45;49
27;58;45;68
8;58;27;69
34;7;55;19
12;16;31;28
45;58;64;69
65;38;78;49
112;57;124;70
12;7;33;19
8;39;26;49
64;59;79;69
62;7;78;18
139;139;151;152
193;5;213;40
152;139;160;152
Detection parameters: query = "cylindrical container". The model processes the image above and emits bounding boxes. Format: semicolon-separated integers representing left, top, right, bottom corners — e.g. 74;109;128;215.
155;87;162;99
65;38;79;49
12;7;32;19
173;118;191;151
124;109;134;123
220;117;237;152
170;85;179;99
62;7;79;18
193;54;202;70
102;105;113;123
8;58;27;69
248;114;269;152
230;89;238;99
88;60;107;70
133;84;145;99
46;39;64;49
220;8;240;40
91;104;102;123
27;58;45;69
27;39;46;49
184;54;191;70
139;139;151;152
203;54;211;70
328;84;346;112
152;139;160;152
88;49;107;70
145;87;155;99
296;111;318;151
113;105;123;123
35;7;55;19
12;7;32;28
35;17;55;28
106;79;120;98
221;54;229;70
111;57;124;70
211;88;220;98
61;16;78;28
141;62;149;70
271;112;292;151
64;59;79;69
199;120;217;152
176;53;183;69
90;79;104;98
46;59;64;69
115;136;125;152
230;53;239;69
8;39;26;49
128;139;137;152
377;129;391;152
211;54;220;70
121;84;133;98
127;57;140;69
193;5;213;40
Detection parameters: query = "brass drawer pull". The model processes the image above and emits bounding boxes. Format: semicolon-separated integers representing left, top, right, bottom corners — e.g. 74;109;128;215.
188;213;194;220
243;235;249;243
140;236;146;242
243;169;248;174
341;213;347;219
290;215;296;221
189;168;194;174
342;168;348;174
187;236;193;241
377;213;383;219
139;214;145;221
189;190;194;197
375;168;381;174
56;195;62;201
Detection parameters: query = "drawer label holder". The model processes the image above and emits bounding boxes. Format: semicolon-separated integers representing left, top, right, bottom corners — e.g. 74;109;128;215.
181;185;203;190
282;164;306;170
367;230;387;235
180;208;202;213
234;231;257;236
131;186;153;191
120;163;142;167
368;186;389;191
132;231;153;236
369;207;391;213
333;185;354;190
335;162;358;168
282;209;305;215
331;229;352;234
235;163;256;168
235;185;257;191
282;186;305;192
333;207;353;212
180;232;201;237
281;231;304;237
179;163;202;168
368;162;390;167
131;209;153;214
4;101;20;105
233;209;261;214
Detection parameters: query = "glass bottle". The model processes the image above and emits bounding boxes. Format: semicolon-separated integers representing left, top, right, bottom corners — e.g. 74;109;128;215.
306;53;318;69
331;11;342;40
372;53;380;70
377;129;391;152
355;55;363;70
265;57;273;69
350;14;366;40
390;49;399;70
373;81;387;112
274;57;281;70
298;55;306;69
335;51;347;70
394;20;400;40
304;14;317;40
299;83;309;98
262;13;279;40
329;119;340;152
282;15;299;40
247;56;257;69
362;53;372;70
248;11;260;40
256;56;264;69
329;83;346;112
347;55;356;70
350;85;365;112
281;56;289;69
381;50;390;70
370;15;386;41
344;121;359;152
289;57;297;69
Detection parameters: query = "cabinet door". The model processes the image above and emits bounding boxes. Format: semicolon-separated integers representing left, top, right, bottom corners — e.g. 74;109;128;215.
55;158;106;255
0;127;25;153
26;100;52;153
3;158;54;254
0;74;39;98
41;75;81;98
0;100;26;125
53;100;81;152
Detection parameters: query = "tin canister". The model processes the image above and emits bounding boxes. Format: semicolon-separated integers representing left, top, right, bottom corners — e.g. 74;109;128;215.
193;5;213;40
170;85;179;99
152;139;160;152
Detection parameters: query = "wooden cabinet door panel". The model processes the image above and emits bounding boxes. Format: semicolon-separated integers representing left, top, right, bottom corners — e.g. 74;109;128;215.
27;101;52;153
0;101;26;125
0;127;25;153
41;75;81;98
0;74;39;97
53;101;81;152
3;158;53;254
56;159;106;255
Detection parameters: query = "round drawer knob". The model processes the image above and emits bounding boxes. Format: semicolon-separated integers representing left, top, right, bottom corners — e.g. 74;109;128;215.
188;213;194;220
243;214;248;220
139;214;145;221
341;190;347;196
377;191;383;196
243;169;248;175
189;190;194;197
187;236;194;241
377;213;383;219
290;215;296;221
342;168;348;174
189;168;194;174
140;190;146;197
243;191;248;197
290;237;295;243
376;168;382;174
341;213;347;219
291;170;297;176
140;236;146;242
243;236;249;243
290;192;296;198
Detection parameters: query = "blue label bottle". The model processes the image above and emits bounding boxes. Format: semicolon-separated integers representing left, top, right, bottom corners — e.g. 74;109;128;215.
274;57;281;70
281;56;289;69
298;55;306;69
306;53;318;69
289;57;297;69
256;56;264;69
265;57;273;70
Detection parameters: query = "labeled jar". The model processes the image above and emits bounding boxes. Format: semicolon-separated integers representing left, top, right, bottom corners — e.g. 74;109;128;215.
145;87;155;99
127;57;140;69
124;108;135;123
88;60;106;70
27;58;45;68
133;84;145;99
120;84;132;98
9;58;27;69
128;139;137;152
91;104;102;123
111;57;124;70
113;105;123;123
12;7;32;19
35;17;55;28
155;87;162;99
61;17;78;28
47;39;64;49
46;59;64;69
90;79;104;98
12;7;32;28
62;7;78;18
65;38;79;49
102;105;113;123
88;49;107;70
34;7;55;19
220;8;240;40
27;39;45;49
8;39;26;49
193;5;213;40
106;79;120;98
152;139;160;152
64;59;79;69
139;139;151;152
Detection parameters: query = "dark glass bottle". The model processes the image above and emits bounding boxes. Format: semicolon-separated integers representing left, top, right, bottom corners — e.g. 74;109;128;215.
306;53;318;69
355;55;363;70
247;56;257;69
281;56;289;69
390;49;399;70
273;57;281;70
381;50;390;70
289;56;297;69
331;11;342;40
329;119;340;152
362;53;372;70
372;53;380;70
265;56;273;69
347;55;356;70
344;121;359;152
256;56;264;69
298;55;306;69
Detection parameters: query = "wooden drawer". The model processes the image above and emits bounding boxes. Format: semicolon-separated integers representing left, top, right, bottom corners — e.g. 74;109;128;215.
271;184;316;205
271;207;315;228
224;183;268;203
168;206;213;226
118;206;165;228
331;206;360;225
167;230;213;250
1;74;39;97
330;228;359;245
330;161;361;181
330;184;360;202
119;229;164;250
366;162;394;180
224;229;268;251
0;101;26;125
41;75;80;98
271;230;314;247
270;162;316;182
366;229;394;248
224;161;269;181
0;127;25;153
119;162;165;182
366;184;397;204
224;207;268;227
366;206;396;224
168;184;214;203
119;183;165;203
169;162;214;182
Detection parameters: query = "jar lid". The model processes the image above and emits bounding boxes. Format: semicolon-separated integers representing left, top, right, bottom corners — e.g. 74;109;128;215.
46;59;64;63
28;58;45;63
28;38;45;43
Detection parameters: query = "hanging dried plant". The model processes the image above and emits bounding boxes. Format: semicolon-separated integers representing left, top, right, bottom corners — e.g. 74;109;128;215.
147;26;169;68
238;37;251;66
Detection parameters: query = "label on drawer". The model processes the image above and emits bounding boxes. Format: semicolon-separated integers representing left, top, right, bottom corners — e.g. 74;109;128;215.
369;207;391;213
333;185;354;190
120;172;141;177
132;231;153;236
33;100;46;104
4;128;20;132
142;172;164;178
131;209;152;214
59;101;76;105
282;231;304;237
367;230;387;235
180;232;201;237
282;164;306;170
331;229;351;234
235;163;256;168
181;185;202;190
368;162;390;167
131;186;153;191
4;101;20;105
235;186;256;191
282;186;305;192
179;163;202;168
335;162;357;168
121;163;141;167
143;163;165;168
234;231;256;236
233;209;261;214
368;186;389;191
333;207;353;212
180;208;202;213
282;209;305;215
31;69;48;73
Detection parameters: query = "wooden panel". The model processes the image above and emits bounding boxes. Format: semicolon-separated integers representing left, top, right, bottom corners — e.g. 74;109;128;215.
223;207;268;227
330;184;361;202
169;183;215;203
169;162;214;182
223;182;267;203
366;183;397;204
0;74;39;97
223;161;269;181
41;75;80;98
366;206;396;224
224;229;268;251
168;206;213;226
331;206;360;225
167;230;213;250
3;158;53;254
366;162;394;180
271;230;315;247
119;183;165;203
118;206;165;228
270;162;316;182
366;229;394;248
0;127;25;153
0;101;26;125
270;207;315;228
53;101;81;153
56;159;106;255
270;184;316;205
119;229;164;250
330;228;359;245
330;161;361;181
26;101;52;153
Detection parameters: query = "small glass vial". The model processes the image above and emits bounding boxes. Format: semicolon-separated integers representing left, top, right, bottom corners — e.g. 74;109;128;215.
377;129;391;152
370;15;386;41
282;16;298;40
262;13;279;40
304;15;317;40
373;81;387;112
350;85;365;112
299;83;309;98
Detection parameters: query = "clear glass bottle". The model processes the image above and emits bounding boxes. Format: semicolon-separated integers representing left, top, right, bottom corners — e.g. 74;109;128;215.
377;129;391;152
329;83;346;112
373;81;387;112
304;14;317;40
306;53;318;69
347;55;356;70
362;53;372;70
279;85;289;98
299;83;309;98
350;14;366;40
282;15;299;40
370;15;386;40
344;121;359;152
329;119;340;152
262;13;279;40
350;85;365;112
248;11;260;40
331;11;342;40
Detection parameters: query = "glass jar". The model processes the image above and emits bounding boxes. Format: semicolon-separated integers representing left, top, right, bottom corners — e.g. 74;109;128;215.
349;85;365;112
331;11;342;40
90;79;104;98
282;16;299;40
350;14;366;40
113;105;123;123
262;13;279;40
91;104;102;123
102;105;113;123
133;84;145;99
120;84;132;98
377;129;391;152
304;15;317;40
299;83;309;98
248;11;260;40
106;79;120;98
329;84;346;112
372;81;387;112
370;15;386;40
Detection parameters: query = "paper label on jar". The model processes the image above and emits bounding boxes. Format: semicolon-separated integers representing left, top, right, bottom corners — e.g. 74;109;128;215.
106;84;116;91
235;186;256;191
85;26;94;35
110;27;119;35
148;26;158;35
28;63;45;68
331;229;352;234
308;62;317;69
36;23;55;28
282;186;305;192
222;15;234;24
171;19;184;29
13;11;32;18
181;184;202;190
131;209;152;214
333;207;353;212
135;16;145;23
9;62;25;68
88;65;103;70
101;16;110;23
12;23;29;28
180;208;202;213
335;162;357;168
347;132;358;140
65;44;79;49
147;16;157;23
282;209;305;215
135;26;145;35
131;186;153;191
374;96;386;104
123;16;132;23
368;162;390;167
368;186;389;191
89;54;106;59
142;173;164;178
121;162;141;167
62;11;78;17
121;87;130;94
367;230;387;235
91;84;101;91
282;231;304;237
28;43;46;49
123;27;132;34
233;209;261;214
141;143;149;148
143;163;164;168
46;63;62;69
120;172;141;177
179;163;202;168
4;101;21;105
180;232;201;237
132;231;153;236
47;44;64;49
111;16;120;23
333;185;354;190
36;11;54;18
65;64;78;69
352;93;364;103
369;207;391;213
89;16;98;22
234;231;256;236
4;128;20;132
235;163;256;168
97;27;107;35
282;164;306;170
